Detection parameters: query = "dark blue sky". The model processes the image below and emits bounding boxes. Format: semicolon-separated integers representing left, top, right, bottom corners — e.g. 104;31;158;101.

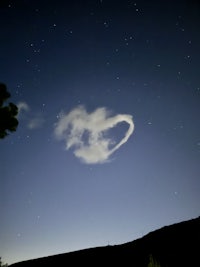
1;0;200;265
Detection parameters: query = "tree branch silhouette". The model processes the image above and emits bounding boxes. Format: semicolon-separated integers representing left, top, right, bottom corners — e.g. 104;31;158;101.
0;83;19;139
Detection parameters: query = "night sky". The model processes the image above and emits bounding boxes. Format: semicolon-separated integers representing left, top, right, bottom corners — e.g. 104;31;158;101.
1;0;200;265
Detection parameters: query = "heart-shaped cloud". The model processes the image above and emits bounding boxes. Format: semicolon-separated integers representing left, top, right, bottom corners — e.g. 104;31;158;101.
54;106;134;164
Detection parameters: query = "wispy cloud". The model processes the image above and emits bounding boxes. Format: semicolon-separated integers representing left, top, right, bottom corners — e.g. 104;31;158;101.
54;106;134;164
17;101;44;130
27;117;44;129
17;101;30;115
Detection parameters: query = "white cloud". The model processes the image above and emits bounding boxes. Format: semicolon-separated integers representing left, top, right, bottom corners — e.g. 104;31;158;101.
54;106;134;164
17;101;30;115
17;101;44;130
27;117;44;129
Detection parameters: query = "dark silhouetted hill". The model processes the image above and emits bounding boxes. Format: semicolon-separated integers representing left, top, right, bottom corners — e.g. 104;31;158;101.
9;216;200;267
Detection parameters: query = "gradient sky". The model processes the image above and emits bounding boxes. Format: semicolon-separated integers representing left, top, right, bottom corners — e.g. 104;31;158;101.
1;0;200;265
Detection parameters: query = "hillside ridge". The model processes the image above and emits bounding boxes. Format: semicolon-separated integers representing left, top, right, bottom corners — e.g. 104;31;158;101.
9;216;200;267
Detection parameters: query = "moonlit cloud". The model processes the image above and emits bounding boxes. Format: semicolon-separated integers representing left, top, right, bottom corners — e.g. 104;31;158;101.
54;106;134;164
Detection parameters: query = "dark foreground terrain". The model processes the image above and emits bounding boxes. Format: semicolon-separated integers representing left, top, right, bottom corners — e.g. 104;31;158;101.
9;216;200;267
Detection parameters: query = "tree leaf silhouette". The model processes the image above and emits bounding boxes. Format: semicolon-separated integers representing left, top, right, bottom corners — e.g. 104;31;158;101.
0;83;19;139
